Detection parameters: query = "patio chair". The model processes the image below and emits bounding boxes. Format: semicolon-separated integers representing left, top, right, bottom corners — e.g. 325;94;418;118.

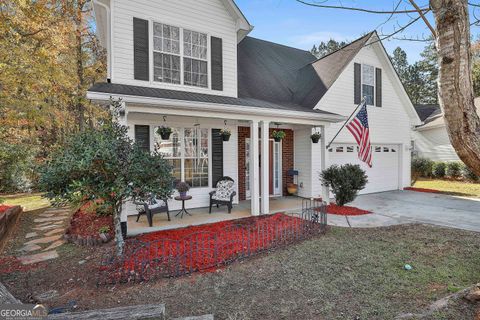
134;196;170;227
209;176;236;214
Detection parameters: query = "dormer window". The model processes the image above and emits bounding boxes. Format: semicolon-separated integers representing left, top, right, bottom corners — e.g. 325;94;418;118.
153;23;181;84
362;64;375;105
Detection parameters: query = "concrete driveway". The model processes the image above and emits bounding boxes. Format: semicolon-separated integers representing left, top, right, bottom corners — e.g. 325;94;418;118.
328;190;480;232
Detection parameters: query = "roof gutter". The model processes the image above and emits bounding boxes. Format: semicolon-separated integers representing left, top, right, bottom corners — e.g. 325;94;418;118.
87;90;346;123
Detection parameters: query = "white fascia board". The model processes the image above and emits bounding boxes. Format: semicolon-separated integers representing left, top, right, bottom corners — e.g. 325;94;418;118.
221;0;253;41
415;122;446;131
87;91;346;125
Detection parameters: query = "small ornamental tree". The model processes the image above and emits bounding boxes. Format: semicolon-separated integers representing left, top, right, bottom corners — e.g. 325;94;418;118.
39;100;173;255
320;164;368;206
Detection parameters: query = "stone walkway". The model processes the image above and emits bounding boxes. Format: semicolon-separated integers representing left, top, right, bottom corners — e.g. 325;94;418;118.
17;207;70;265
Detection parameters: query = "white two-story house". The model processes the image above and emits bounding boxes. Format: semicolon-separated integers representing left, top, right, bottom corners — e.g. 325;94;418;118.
88;0;421;231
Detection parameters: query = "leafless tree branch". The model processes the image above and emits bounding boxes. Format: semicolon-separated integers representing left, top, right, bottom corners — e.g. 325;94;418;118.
407;0;437;37
295;0;429;14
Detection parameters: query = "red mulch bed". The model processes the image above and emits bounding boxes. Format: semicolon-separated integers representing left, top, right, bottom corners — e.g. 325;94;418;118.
326;203;372;216
0;256;40;275
67;202;114;240
102;213;317;282
404;187;440;193
0;205;12;214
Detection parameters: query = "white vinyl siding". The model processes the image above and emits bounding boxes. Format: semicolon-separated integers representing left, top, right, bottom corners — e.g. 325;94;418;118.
412;128;460;161
315;42;414;191
111;0;238;97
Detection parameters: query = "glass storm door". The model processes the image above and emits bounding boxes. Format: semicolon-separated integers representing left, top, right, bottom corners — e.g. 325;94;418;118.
245;139;280;199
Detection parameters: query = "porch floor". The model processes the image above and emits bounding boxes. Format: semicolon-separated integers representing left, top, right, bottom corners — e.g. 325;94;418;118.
127;196;305;236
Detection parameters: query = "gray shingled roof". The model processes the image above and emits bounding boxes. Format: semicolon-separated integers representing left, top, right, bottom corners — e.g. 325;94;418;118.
88;82;339;116
414;104;441;122
89;33;374;115
294;33;373;107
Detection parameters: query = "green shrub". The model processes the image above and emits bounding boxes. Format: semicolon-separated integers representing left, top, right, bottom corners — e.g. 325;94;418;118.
0;141;37;193
462;164;479;182
432;161;446;178
411;157;434;183
446;161;462;178
320;164;368;206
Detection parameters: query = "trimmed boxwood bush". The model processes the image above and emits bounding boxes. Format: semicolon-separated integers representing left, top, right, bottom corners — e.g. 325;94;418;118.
320;164;368;206
462;164;479;182
432;161;446;178
446;161;462;179
411;157;434;183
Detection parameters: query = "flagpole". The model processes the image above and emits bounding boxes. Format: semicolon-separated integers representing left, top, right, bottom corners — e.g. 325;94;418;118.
325;97;366;149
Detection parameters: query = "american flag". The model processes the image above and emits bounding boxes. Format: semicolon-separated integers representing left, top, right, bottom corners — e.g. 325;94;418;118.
346;102;372;167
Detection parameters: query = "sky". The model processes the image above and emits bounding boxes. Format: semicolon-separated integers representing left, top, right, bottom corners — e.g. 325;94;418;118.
235;0;480;63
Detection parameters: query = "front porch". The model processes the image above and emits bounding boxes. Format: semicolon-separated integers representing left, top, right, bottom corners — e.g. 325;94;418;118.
109;98;341;236
127;196;306;236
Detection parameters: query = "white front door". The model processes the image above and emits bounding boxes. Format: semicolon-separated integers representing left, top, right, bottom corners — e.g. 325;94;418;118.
245;139;281;198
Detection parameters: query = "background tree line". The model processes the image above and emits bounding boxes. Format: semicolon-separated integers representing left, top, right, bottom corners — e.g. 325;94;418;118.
0;0;106;193
311;37;480;105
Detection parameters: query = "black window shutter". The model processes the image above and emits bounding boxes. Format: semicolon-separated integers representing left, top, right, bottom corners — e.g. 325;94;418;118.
375;67;382;107
211;129;224;186
133;17;149;81
211;37;223;91
354;63;361;104
134;125;150;152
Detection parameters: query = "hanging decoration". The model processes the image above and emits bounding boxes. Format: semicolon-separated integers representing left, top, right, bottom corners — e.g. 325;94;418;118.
220;120;231;141
271;123;286;142
157;116;173;140
311;127;321;143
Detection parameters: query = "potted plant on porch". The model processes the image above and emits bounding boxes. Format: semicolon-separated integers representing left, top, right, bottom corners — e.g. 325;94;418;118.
271;130;286;142
311;132;321;143
220;128;231;141
157;125;173;140
176;181;190;198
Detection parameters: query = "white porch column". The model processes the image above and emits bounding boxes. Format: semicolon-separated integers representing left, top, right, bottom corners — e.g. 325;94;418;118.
250;120;260;215
320;125;330;202
260;120;270;214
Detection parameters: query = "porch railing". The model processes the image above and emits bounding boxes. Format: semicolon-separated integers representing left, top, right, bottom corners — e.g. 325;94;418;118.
97;200;327;285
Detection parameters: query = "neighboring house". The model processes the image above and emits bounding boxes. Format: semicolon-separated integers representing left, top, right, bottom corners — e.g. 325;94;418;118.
413;99;480;161
88;0;421;221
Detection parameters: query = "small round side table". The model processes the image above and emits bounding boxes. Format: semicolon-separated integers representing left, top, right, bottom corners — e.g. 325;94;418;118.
174;195;192;219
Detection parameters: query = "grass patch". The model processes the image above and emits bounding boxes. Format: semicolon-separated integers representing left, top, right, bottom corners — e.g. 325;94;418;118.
0;193;50;212
414;178;480;198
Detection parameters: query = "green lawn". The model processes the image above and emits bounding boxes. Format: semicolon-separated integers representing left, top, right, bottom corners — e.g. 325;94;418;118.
413;178;480;198
0;193;50;212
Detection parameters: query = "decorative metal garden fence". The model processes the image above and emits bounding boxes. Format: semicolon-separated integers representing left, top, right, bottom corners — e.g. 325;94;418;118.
98;200;327;285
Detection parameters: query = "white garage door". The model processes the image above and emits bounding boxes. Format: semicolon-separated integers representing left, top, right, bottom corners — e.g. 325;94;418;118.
328;143;401;194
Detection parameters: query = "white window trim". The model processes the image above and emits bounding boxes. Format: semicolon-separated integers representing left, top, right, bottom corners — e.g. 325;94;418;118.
153;126;211;188
361;63;375;106
148;20;211;90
